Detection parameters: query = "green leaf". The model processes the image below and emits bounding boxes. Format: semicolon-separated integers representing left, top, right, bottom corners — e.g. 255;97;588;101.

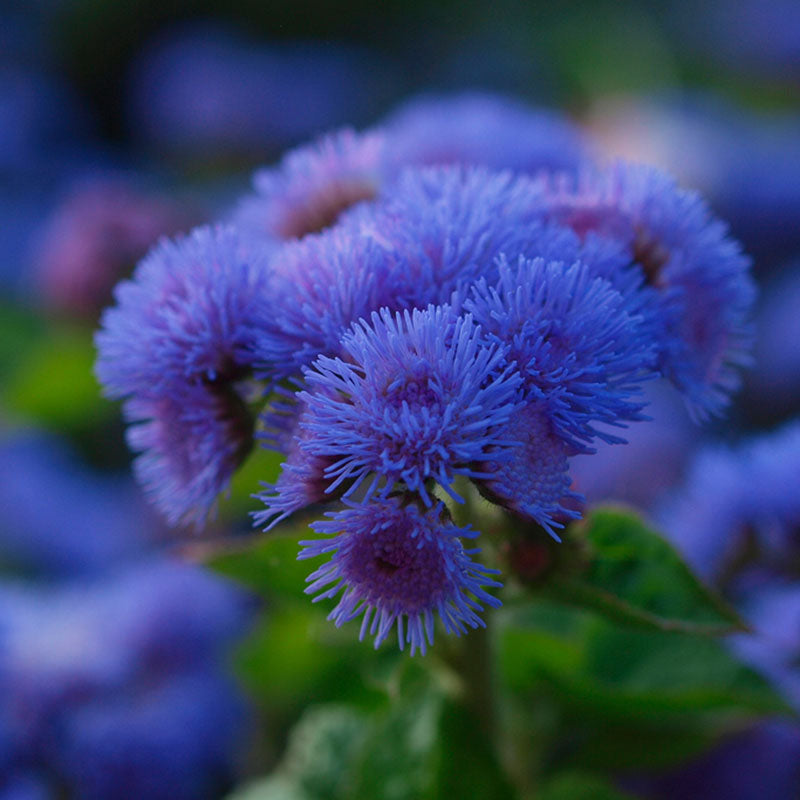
499;600;788;725
233;661;517;800
545;508;746;635
537;771;638;800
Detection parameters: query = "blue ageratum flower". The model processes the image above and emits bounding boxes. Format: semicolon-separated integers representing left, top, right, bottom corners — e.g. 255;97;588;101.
466;255;657;448
0;561;254;798
299;497;502;655
252;223;402;382
535;160;756;419
232;127;386;242
95;225;271;525
292;305;522;507
96;224;270;398
124;381;253;526
253;397;341;530
473;401;583;540
347;165;548;308
381;91;588;175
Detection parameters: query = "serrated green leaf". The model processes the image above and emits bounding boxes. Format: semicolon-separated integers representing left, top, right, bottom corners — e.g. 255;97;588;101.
545;508;745;635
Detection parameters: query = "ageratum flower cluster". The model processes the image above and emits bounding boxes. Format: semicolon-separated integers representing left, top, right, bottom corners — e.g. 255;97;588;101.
96;92;756;655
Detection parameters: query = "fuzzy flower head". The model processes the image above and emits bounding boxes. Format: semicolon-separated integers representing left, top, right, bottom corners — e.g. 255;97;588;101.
232;127;386;242
300;497;502;655
474;402;583;539
466;255;656;448
536;160;756;418
124;381;254;527
382;91;588;175
295;305;523;507
349;165;548;308
253;224;401;382
95;224;271;399
253;396;341;530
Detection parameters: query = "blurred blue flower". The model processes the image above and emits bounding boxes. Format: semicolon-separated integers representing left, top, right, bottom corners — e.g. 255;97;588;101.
31;176;196;318
588;94;800;265
623;720;800;800
232;128;386;243
658;420;800;583
569;382;695;513
0;432;160;578
536;160;756;419
127;24;388;160
300;496;501;655
0;564;253;799
381;91;589;175
746;264;800;419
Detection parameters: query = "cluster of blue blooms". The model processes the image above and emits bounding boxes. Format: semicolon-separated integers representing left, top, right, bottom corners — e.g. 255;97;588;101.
0;433;254;798
96;93;756;655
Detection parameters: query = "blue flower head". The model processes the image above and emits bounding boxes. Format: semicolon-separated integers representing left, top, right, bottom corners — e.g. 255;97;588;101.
351;165;548;308
474;402;583;540
253;397;342;530
253;224;401;382
124;381;253;526
466;255;657;448
95;224;270;399
95;224;271;525
382;91;588;175
232;127;385;242
295;305;523;507
536;160;756;419
299;496;502;655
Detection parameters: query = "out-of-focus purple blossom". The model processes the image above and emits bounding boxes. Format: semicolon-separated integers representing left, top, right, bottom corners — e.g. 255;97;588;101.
300;497;502;655
695;0;800;79
745;265;800;419
32;177;196;318
587;94;800;264
52;670;248;800
569;382;695;513
622;721;800;800
232;128;386;243
658;421;800;583
380;91;589;175
123;381;255;528
0;563;254;798
732;582;800;711
0;66;90;174
128;24;388;160
0;431;160;578
535;160;756;419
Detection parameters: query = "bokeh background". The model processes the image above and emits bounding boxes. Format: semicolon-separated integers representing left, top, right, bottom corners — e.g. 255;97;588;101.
2;1;800;798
